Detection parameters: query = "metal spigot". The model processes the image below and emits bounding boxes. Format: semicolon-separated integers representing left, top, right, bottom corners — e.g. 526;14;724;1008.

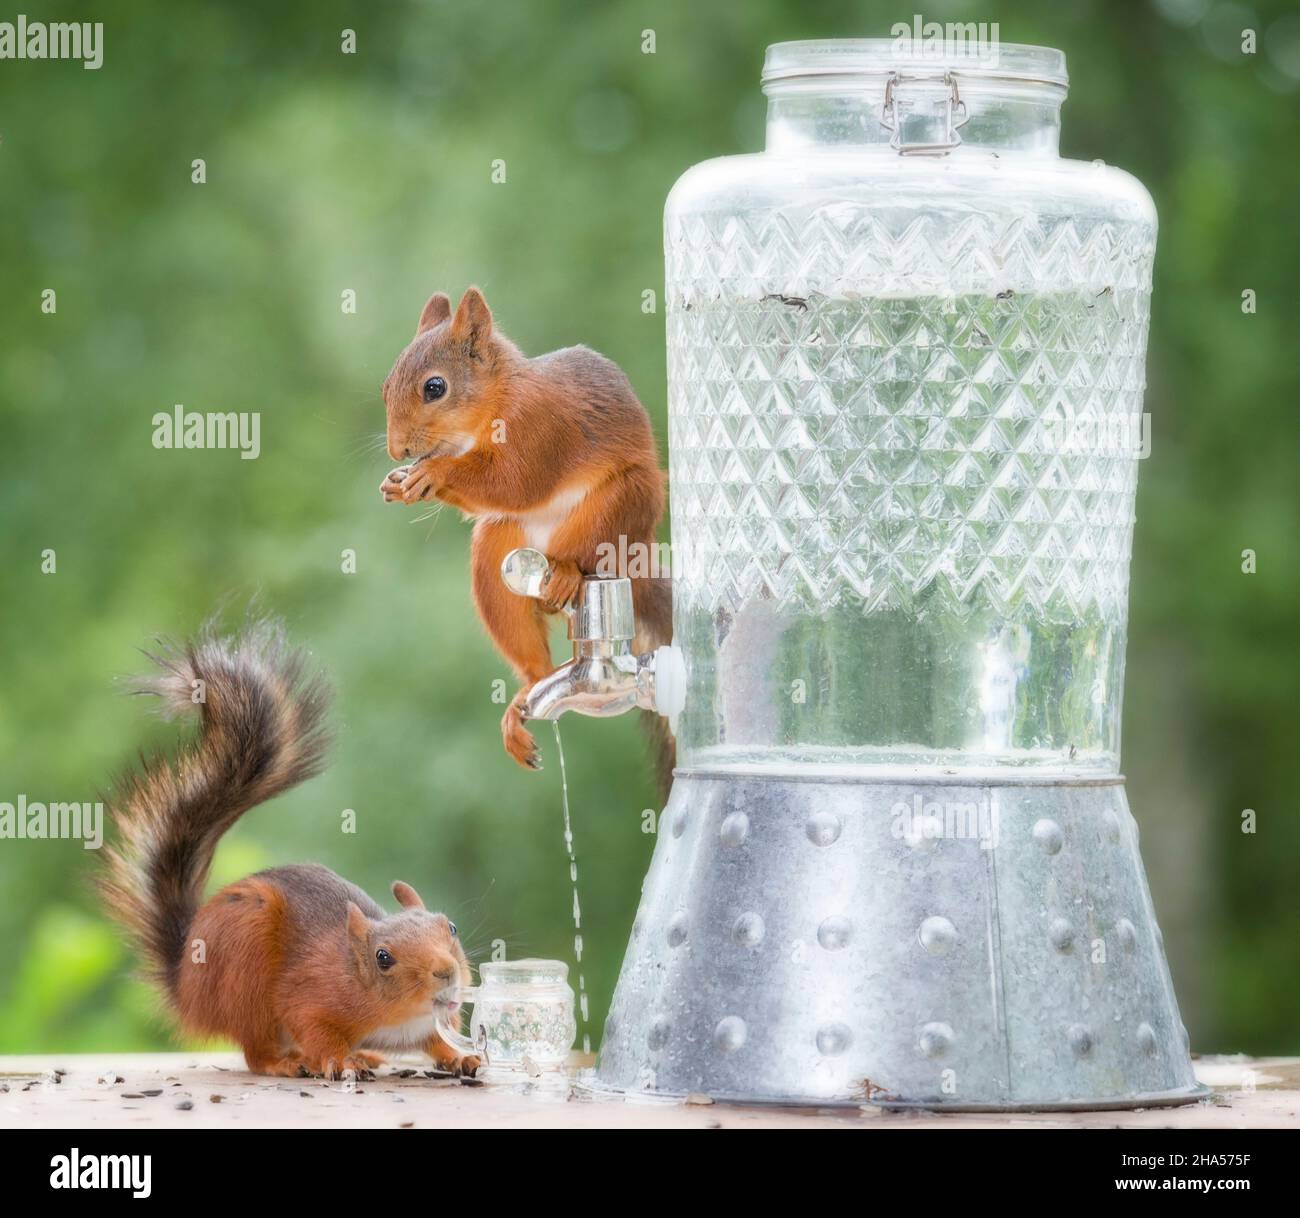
500;548;684;727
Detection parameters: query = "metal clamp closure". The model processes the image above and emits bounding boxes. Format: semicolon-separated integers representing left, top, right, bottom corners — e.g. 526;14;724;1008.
879;70;969;156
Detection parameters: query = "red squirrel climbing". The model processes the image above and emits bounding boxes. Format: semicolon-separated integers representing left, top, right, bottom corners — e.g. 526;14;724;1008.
380;287;673;786
99;620;479;1080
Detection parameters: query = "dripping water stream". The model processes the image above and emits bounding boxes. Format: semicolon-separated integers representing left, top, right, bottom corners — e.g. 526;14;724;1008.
552;722;590;1055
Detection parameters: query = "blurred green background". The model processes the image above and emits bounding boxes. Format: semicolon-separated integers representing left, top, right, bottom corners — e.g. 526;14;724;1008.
1;0;1297;1059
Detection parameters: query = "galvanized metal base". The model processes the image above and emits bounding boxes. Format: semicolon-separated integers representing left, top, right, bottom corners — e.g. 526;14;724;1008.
596;769;1203;1109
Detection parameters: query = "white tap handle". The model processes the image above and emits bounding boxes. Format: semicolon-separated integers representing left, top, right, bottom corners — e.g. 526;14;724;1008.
653;644;686;733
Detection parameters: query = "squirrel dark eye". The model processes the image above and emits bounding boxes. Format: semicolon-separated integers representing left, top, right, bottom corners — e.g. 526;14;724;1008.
376;948;395;970
448;922;457;937
422;375;447;403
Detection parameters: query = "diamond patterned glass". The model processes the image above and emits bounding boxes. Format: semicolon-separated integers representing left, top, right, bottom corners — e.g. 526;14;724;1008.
665;146;1156;772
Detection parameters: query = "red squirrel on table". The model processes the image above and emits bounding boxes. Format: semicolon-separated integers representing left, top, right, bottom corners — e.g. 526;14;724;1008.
380;287;673;786
99;621;479;1081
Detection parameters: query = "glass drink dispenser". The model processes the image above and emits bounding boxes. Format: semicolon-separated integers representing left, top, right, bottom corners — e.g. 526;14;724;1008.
597;40;1200;1108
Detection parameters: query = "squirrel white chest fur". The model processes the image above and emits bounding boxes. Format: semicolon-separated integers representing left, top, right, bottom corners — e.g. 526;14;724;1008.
360;1012;438;1052
480;482;591;551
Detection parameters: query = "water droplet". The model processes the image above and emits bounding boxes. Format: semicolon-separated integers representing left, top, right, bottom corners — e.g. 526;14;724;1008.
1032;818;1064;855
1103;809;1122;843
817;916;852;951
806;810;841;846
903;814;941;851
1116;918;1137;953
720;811;749;847
1068;1023;1093;1056
1136;1022;1157;1056
919;915;957;954
1049;917;1075;952
917;1022;953;1058
732;911;765;947
713;1016;747;1052
816;1023;852;1056
666;911;689;948
672;808;688;839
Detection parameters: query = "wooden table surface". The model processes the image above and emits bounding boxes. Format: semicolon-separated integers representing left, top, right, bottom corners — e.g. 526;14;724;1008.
1;1053;1295;1129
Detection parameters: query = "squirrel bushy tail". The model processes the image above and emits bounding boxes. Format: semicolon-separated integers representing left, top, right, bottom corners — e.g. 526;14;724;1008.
99;619;331;998
633;573;676;802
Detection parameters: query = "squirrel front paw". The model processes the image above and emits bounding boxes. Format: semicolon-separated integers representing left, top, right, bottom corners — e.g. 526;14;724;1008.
397;460;438;503
380;465;411;502
380;462;439;504
317;1055;379;1082
539;559;583;613
501;695;541;771
427;1034;481;1078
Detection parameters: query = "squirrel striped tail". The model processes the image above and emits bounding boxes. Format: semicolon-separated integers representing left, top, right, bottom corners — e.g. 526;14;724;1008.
99;618;331;998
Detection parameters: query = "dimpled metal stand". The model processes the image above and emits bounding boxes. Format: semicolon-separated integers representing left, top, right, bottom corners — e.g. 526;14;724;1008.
596;770;1203;1109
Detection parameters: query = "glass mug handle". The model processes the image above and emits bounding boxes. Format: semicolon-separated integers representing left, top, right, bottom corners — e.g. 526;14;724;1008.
434;986;488;1063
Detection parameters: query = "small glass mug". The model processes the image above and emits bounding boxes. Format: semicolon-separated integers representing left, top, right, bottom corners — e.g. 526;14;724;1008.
435;959;577;1075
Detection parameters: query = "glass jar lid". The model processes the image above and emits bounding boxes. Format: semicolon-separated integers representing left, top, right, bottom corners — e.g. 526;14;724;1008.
762;38;1068;90
479;958;570;987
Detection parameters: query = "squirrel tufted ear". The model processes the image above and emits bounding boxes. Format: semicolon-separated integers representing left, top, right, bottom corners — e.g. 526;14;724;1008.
345;901;371;943
450;286;492;352
416;291;452;337
391;880;425;910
